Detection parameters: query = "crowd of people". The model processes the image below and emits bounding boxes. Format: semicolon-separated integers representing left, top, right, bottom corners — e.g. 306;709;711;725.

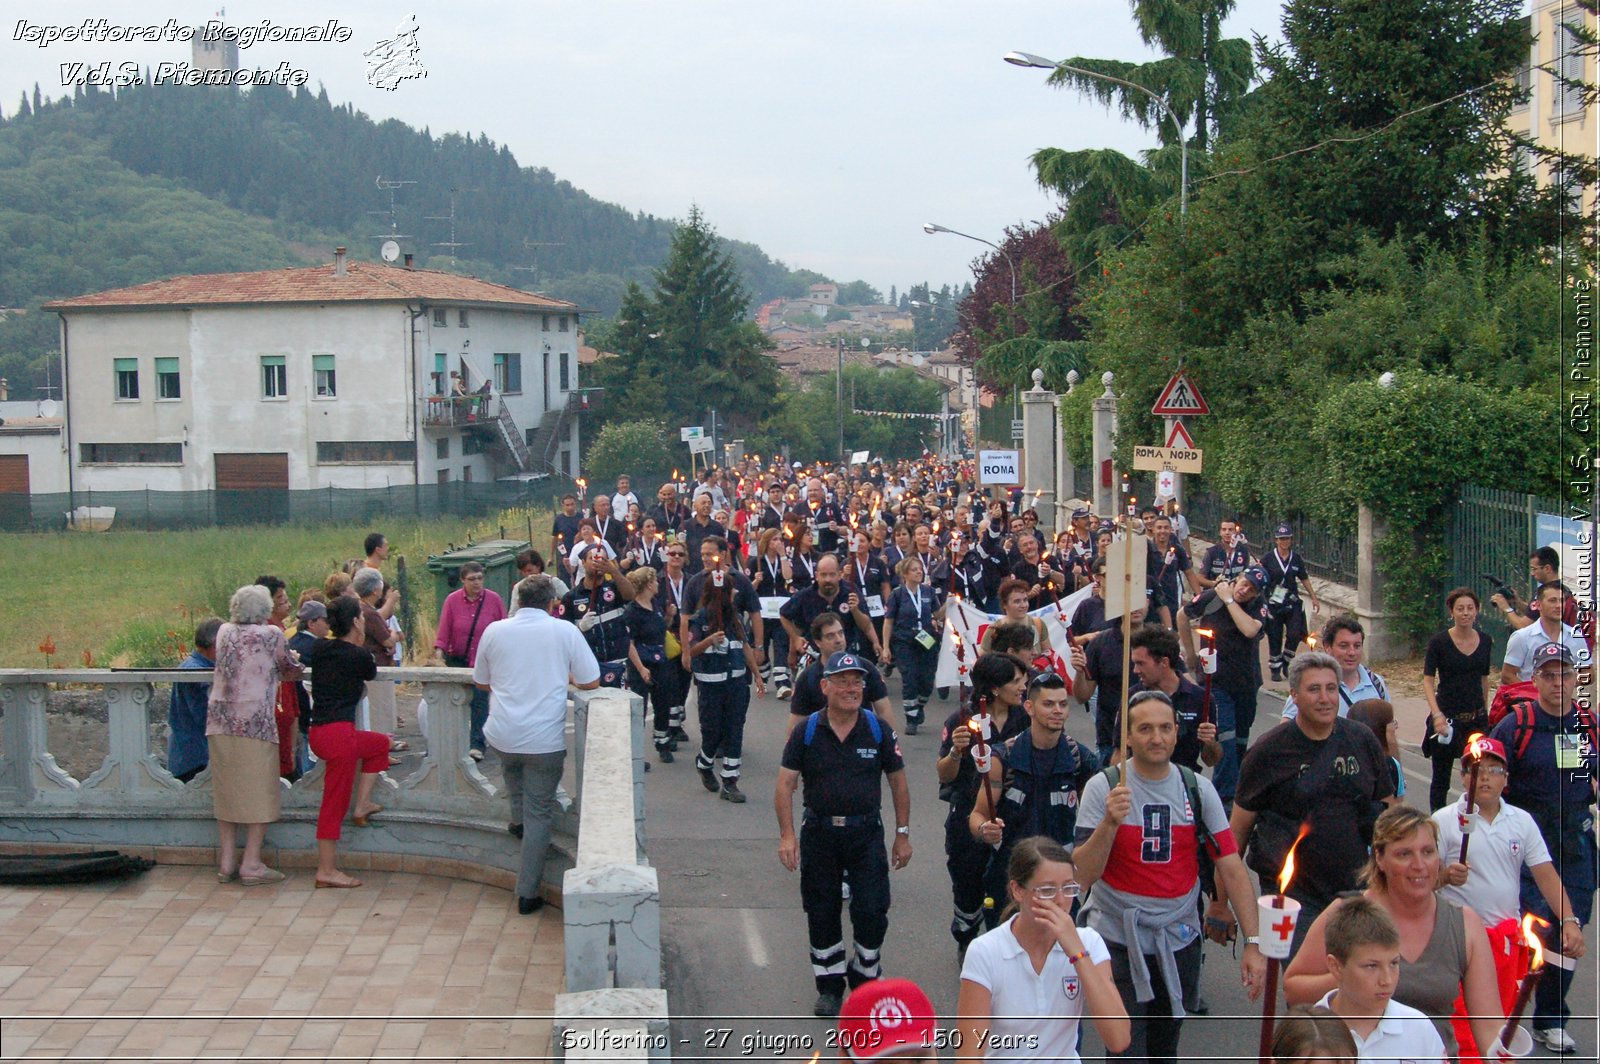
162;454;1598;1063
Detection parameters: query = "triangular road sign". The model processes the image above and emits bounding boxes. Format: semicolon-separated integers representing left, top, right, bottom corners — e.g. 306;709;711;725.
1165;419;1196;449
1152;372;1210;416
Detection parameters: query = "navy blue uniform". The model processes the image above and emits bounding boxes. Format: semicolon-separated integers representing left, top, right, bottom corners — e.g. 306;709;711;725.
885;583;940;731
984;730;1098;927
940;705;1030;951
782;710;906;995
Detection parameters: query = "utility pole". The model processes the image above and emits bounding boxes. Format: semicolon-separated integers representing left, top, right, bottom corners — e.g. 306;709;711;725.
836;337;845;465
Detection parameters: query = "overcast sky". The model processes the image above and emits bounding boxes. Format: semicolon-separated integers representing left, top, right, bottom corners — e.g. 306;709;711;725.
4;1;1296;296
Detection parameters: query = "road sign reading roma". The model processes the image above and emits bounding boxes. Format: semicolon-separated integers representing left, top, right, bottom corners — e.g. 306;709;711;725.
1131;445;1203;474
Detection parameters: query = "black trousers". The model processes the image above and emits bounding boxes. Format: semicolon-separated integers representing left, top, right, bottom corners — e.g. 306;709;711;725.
801;818;891;994
1107;935;1203;1064
1264;605;1307;663
945;812;989;947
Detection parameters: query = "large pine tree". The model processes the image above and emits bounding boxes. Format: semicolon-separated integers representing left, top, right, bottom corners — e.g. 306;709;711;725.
592;206;777;433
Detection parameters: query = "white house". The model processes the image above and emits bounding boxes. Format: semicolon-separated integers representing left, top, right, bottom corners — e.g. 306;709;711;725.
39;250;584;495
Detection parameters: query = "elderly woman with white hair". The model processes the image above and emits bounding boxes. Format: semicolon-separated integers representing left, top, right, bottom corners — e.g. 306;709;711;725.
207;583;303;885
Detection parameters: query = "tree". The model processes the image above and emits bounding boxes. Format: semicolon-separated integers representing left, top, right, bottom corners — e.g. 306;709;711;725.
835;280;883;306
583;419;675;481
751;365;944;462
587;206;778;435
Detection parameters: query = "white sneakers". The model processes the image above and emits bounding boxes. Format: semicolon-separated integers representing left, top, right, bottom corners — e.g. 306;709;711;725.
1537;1028;1578;1054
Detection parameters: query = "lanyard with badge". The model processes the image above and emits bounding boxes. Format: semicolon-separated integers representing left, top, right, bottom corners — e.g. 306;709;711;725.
913;588;938;649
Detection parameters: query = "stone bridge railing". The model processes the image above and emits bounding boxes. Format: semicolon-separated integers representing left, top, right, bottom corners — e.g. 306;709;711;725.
0;668;666;1060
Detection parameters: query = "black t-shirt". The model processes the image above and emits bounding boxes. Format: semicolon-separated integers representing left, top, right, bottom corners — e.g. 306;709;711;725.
1184;589;1269;695
1202;542;1252;584
1236;718;1394;901
1261;548;1308;611
1150;542;1190;614
683;569;760;620
1423;629;1492;720
647;502;687;534
682;518;729;574
1083;623;1131;716
938;704;1030;817
790;659;888;717
781;709;904;816
780;587;865;653
789;501;847;553
592;515;629;556
305;638;377;728
1069;596;1107;641
750;554;793;596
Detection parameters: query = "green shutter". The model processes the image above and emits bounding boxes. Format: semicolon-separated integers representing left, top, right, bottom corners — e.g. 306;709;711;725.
262;355;285;367
313;354;335;371
114;358;137;372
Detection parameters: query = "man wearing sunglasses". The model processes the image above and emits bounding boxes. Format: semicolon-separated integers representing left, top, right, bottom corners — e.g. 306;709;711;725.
1073;689;1266;1062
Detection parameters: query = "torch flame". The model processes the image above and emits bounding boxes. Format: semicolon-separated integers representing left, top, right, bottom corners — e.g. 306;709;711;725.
968;717;982;732
1305;635;1318;650
1466;732;1488;759
1522;913;1549;970
1196;628;1214;641
1278;823;1313;896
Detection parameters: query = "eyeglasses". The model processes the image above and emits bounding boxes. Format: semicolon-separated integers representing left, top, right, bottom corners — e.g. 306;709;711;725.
1477;766;1509;777
666;551;687;558
1029;883;1080;901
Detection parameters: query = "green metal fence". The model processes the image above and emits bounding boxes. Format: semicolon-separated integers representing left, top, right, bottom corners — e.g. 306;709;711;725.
1450;484;1566;661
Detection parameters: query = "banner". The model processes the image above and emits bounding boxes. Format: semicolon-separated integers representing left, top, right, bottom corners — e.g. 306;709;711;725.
935;583;1096;689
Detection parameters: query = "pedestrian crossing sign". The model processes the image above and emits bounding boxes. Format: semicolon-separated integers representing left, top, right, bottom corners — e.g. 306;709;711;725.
1151;372;1210;416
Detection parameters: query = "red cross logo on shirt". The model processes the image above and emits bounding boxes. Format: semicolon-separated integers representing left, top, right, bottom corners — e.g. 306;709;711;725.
1271;914;1296;942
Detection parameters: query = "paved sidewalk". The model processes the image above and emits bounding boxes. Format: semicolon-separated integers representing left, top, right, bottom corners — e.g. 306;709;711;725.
0;864;560;1062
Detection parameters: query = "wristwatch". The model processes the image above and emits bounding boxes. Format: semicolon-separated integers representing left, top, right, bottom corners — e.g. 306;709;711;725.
895;826;910;836
1244;936;1261;946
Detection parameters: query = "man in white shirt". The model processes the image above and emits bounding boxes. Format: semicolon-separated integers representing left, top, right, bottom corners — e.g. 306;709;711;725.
1282;615;1388;720
610;474;640;522
1500;582;1593;684
1315;897;1447;1064
474;575;601;915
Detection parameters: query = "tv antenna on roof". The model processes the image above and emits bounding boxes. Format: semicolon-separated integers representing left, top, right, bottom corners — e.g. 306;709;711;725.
368;175;415;248
510;238;566;286
426;186;477;267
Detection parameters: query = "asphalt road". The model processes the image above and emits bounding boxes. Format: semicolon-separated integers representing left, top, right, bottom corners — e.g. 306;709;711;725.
649;681;1598;1062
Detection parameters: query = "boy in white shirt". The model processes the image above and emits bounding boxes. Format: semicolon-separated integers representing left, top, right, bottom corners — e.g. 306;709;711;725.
1314;897;1447;1064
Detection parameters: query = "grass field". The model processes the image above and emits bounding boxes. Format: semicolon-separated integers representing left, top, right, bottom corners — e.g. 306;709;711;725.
0;507;548;668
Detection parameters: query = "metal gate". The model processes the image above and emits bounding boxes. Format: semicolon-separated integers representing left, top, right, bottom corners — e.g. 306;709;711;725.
1450;484;1565;661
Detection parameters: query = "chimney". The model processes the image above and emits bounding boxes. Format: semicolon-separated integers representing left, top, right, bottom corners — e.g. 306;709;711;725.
333;246;348;278
403;253;414;270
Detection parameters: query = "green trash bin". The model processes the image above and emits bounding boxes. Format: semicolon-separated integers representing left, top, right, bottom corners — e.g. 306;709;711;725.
425;539;530;615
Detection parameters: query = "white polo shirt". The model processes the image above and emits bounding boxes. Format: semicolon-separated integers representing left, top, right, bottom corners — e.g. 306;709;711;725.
1315;991;1447;1064
1433;797;1552;927
960;917;1110;1064
1281;665;1388;720
473;606;600;755
1503;621;1592;680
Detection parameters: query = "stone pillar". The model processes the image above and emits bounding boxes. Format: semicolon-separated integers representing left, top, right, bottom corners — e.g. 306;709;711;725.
1355;504;1408;659
1021;369;1057;533
1055;371;1080;527
1091;372;1119;516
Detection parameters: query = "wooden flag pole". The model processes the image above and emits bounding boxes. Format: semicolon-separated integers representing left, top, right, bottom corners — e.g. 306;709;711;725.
1119;501;1136;762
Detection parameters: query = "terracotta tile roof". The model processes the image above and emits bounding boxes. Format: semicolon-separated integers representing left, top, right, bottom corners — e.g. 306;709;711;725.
43;261;581;312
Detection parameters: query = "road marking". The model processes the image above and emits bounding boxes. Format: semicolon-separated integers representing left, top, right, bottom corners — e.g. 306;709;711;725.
742;909;769;968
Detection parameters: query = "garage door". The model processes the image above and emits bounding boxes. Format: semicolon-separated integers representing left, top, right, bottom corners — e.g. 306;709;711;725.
0;455;27;493
214;452;289;526
214;453;289;490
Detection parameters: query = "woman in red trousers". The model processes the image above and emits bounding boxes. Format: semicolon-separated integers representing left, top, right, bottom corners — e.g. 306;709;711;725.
304;596;391;888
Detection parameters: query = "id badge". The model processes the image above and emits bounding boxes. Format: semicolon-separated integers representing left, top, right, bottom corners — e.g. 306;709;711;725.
1556;733;1584;770
760;596;788;620
865;594;885;618
915;629;937;651
1269;586;1288;606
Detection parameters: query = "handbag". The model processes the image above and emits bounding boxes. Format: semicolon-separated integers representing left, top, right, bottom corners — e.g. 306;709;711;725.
665;628;682;660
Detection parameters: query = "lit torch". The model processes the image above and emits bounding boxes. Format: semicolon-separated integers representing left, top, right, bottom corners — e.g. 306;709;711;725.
1258;823;1313;1064
1498;914;1550;1055
1458;733;1488;866
969;698;997;816
1196;628;1216;726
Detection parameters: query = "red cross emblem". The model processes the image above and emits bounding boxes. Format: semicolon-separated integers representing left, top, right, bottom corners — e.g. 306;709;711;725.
1271;914;1296;941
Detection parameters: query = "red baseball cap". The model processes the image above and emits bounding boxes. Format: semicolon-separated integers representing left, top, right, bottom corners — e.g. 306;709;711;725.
838;979;936;1060
1463;735;1508;768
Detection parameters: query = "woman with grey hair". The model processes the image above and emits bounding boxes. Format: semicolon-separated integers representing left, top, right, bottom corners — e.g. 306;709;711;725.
207;583;303;885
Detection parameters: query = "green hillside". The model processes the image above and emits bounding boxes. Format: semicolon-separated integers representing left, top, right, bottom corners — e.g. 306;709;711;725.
0;81;833;396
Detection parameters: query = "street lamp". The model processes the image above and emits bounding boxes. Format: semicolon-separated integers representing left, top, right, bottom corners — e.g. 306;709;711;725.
1003;50;1187;219
922;223;1017;304
924;222;1023;429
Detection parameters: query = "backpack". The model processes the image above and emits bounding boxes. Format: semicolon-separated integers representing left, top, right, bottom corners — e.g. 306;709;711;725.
1101;763;1220;861
803;709;883;747
1489;683;1600;763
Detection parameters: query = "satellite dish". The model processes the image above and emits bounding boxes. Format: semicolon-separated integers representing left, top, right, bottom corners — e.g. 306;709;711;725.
860;337;871;348
381;240;401;263
38;398;58;418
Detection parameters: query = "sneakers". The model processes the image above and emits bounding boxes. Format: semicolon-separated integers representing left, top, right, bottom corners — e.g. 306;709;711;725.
697;763;720;793
813;991;843;1018
1536;1028;1577;1054
776;684;793;700
1269;663;1284;682
720;782;747;803
656;745;675;764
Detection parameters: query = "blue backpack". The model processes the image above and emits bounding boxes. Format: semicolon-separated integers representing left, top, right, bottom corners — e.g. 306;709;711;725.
804;709;883;746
